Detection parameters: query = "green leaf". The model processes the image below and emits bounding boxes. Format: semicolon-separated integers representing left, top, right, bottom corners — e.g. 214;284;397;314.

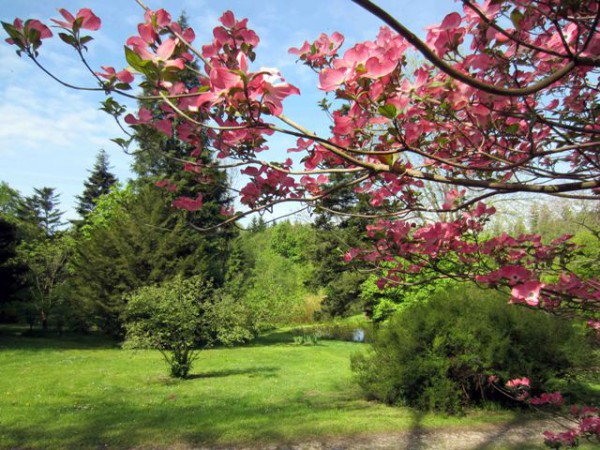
505;123;520;134
72;17;84;34
27;28;40;43
378;104;398;120
100;97;126;116
435;136;449;146
510;8;524;30
2;21;21;41
58;32;77;47
114;82;132;91
79;35;94;45
110;137;132;150
124;46;148;73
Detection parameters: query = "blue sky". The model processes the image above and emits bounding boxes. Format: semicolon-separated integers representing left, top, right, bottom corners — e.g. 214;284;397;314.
0;0;452;221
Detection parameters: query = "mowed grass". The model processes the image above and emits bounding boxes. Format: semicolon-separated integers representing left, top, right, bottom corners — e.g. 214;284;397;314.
0;328;536;449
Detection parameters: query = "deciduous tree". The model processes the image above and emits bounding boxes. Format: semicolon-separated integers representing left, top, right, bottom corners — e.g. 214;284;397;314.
4;1;600;444
7;0;598;320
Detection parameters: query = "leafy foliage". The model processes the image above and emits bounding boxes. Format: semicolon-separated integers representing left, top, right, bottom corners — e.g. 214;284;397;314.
123;276;254;378
17;234;73;330
123;276;211;378
0;217;26;317
351;285;593;414
230;222;318;328
360;272;455;321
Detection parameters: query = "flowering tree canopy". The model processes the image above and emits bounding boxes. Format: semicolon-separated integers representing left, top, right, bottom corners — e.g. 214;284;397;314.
3;0;599;445
4;0;599;321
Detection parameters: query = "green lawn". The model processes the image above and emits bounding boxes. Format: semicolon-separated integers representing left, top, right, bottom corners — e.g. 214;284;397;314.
0;328;547;449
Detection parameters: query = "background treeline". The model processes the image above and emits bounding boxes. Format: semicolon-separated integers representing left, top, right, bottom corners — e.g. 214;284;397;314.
2;166;599;338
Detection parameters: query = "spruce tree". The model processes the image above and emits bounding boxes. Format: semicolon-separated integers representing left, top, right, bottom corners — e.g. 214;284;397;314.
76;149;117;218
71;183;227;336
17;187;64;238
129;12;235;284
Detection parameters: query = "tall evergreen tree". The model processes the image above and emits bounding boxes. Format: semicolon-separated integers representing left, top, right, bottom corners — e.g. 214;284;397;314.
309;173;377;318
70;183;230;336
17;187;64;238
76;149;117;218
128;12;236;283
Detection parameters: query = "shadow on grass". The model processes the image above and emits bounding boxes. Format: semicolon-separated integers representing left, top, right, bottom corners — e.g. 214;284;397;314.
248;329;296;346
405;409;427;450
0;327;119;351
0;390;367;449
189;366;280;379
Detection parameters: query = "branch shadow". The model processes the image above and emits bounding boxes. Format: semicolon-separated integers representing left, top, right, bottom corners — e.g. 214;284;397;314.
188;366;280;379
403;409;550;450
472;413;551;450
405;409;427;450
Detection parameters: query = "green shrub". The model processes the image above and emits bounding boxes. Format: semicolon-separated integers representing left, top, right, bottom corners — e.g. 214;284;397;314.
292;330;320;345
123;277;255;378
351;285;593;413
200;290;255;346
123;276;211;378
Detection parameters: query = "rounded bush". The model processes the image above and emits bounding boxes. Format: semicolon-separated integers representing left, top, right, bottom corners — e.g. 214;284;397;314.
351;285;592;413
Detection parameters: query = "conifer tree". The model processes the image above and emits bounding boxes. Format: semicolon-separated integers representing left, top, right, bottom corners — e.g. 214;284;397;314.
76;149;117;218
128;12;236;283
71;183;226;336
17;187;64;238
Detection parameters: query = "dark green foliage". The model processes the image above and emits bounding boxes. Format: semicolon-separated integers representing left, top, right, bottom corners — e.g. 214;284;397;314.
317;271;366;319
309;172;377;318
0;217;26;318
123;11;235;313
76;149;117;219
309;225;369;319
351;285;592;414
223;236;253;299
70;184;230;336
247;216;267;233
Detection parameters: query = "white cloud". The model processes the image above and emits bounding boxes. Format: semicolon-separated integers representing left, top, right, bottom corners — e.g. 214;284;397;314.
0;85;119;150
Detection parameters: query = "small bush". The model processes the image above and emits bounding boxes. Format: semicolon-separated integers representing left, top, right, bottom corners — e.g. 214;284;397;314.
123;276;258;378
123;276;212;378
351;285;593;413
